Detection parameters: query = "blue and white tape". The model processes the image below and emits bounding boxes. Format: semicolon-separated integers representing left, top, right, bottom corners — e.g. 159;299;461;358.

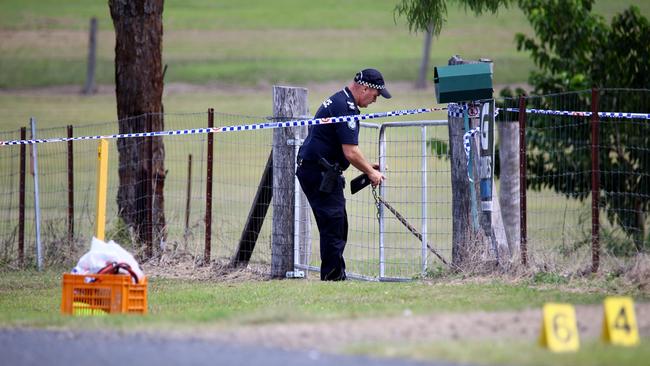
503;108;650;120
450;104;649;120
447;103;465;118
448;103;498;119
213;107;446;133
463;127;481;182
5;104;646;147
1;107;447;146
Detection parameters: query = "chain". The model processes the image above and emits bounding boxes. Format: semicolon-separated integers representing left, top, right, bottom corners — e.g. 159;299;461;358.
371;186;450;267
371;186;381;222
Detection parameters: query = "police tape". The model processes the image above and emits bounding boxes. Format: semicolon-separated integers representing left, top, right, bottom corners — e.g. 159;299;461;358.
502;108;650;119
463;127;481;182
0;107;448;146
447;103;499;119
447;103;650;120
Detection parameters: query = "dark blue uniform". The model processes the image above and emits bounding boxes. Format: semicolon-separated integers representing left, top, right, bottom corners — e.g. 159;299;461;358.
297;87;359;281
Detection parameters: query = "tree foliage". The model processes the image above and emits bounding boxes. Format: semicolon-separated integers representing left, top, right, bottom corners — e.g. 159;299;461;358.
515;0;650;252
394;0;512;34
397;0;650;253
516;0;650;92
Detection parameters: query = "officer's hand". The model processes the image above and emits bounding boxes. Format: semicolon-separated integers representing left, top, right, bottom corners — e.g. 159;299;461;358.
372;163;388;171
368;169;385;187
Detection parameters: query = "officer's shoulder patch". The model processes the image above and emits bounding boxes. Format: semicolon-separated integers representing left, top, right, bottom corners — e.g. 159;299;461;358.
347;119;356;130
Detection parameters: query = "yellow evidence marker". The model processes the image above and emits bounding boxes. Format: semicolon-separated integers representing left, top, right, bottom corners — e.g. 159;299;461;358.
602;296;640;346
539;303;580;352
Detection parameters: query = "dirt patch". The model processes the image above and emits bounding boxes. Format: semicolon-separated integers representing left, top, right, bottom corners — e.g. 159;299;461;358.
140;257;648;353
176;302;649;353
141;254;270;283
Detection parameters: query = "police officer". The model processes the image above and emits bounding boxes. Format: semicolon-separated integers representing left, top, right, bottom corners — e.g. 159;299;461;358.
296;68;390;281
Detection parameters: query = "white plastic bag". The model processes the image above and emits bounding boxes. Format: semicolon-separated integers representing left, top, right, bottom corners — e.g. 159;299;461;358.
73;237;144;281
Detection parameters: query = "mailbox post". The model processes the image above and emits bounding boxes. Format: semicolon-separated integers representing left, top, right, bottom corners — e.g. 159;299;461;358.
434;56;505;267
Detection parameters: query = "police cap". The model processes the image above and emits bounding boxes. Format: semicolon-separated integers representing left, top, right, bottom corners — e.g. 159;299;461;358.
354;68;392;99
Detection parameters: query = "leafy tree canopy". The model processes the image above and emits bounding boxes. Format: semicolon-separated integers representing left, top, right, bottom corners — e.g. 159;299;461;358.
397;0;650;253
394;0;512;35
516;0;650;93
514;0;650;253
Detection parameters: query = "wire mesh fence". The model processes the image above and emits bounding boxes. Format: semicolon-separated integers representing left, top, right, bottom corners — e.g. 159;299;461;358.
496;89;650;272
0;112;276;269
1;88;648;279
294;120;452;280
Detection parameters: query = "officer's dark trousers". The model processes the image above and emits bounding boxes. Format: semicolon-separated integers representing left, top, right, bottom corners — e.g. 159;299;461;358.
296;165;347;281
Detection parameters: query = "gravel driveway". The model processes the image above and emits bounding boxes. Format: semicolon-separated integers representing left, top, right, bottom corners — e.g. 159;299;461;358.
0;328;464;366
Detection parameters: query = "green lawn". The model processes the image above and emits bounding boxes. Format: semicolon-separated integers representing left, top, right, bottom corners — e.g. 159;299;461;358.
1;0;648;89
0;269;647;366
0;268;645;327
0;84;446;130
347;339;650;366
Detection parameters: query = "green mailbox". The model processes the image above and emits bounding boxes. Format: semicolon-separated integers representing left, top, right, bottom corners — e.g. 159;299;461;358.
434;63;493;103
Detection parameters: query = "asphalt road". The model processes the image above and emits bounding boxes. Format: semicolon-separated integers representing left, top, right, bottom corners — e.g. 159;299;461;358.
1;328;465;366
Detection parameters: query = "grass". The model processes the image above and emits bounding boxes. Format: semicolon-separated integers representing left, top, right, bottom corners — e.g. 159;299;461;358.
0;84;446;130
346;339;650;366
1;0;648;89
0;268;647;365
0;268;643;328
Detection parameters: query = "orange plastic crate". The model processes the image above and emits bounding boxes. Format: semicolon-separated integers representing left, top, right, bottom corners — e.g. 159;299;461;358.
61;273;147;315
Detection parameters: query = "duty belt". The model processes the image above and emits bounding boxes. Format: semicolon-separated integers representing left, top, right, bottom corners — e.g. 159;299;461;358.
297;157;342;174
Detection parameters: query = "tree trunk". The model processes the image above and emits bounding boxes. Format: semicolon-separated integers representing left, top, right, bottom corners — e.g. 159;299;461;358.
109;0;166;256
415;24;434;89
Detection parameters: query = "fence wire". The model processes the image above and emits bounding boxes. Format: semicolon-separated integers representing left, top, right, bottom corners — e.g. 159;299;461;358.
1;88;648;278
497;89;650;272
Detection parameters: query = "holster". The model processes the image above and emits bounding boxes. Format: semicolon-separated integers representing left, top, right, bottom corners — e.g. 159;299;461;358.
318;158;341;193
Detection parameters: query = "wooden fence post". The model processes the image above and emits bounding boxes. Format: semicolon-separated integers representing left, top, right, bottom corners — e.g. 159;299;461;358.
82;17;97;95
448;101;475;266
590;88;600;273
518;96;528;266
205;108;214;264
67;125;74;246
271;86;309;278
497;115;520;259
19;127;26;266
184;154;192;239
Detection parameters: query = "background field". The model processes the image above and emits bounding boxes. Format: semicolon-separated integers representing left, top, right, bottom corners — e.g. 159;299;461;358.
1;1;649;365
1;0;649;130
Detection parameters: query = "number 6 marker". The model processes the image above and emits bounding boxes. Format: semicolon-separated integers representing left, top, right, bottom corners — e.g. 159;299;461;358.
539;303;580;352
